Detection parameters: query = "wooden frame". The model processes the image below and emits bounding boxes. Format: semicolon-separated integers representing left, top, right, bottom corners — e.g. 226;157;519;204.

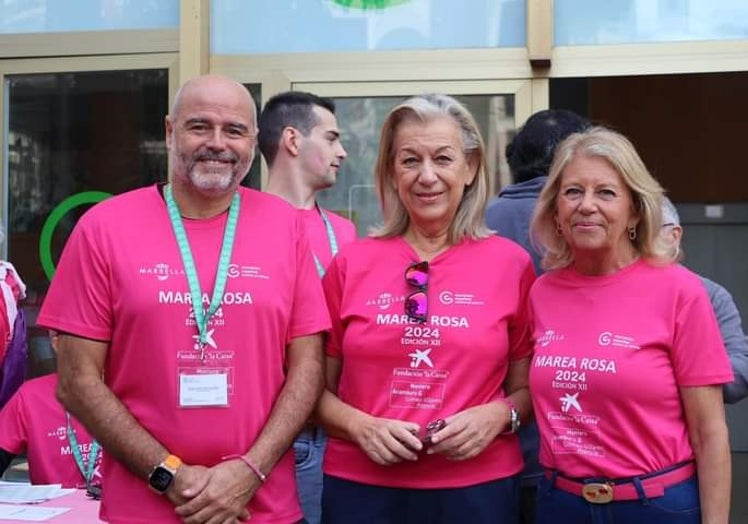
0;30;177;59
179;0;210;81
551;40;748;78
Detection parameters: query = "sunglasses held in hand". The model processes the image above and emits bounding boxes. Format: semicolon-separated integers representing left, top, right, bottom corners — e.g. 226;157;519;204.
421;419;446;446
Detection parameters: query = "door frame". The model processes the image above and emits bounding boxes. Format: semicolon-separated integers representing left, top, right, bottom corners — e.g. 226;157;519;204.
0;53;179;256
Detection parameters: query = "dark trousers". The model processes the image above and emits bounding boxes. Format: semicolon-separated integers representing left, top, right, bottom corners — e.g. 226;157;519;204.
322;474;520;524
520;485;537;524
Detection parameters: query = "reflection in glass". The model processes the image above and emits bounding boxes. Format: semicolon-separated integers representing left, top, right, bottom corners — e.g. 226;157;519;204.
212;0;525;54
0;0;179;34
317;94;515;236
555;0;748;46
5;69;168;340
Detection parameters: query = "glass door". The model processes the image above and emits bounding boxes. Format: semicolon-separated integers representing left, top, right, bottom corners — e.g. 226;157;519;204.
1;55;175;373
292;80;534;236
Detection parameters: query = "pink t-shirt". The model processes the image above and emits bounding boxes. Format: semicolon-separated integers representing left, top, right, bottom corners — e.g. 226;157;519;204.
0;373;103;488
322;236;535;488
299;208;356;273
37;185;330;524
529;259;733;479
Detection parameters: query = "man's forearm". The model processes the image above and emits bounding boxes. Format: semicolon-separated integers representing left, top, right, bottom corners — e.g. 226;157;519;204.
724;352;748;403
58;374;169;479
244;334;324;477
56;336;170;481
712;286;748;403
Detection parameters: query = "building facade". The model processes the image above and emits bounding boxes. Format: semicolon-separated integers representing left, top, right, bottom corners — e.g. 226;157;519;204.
1;3;747;516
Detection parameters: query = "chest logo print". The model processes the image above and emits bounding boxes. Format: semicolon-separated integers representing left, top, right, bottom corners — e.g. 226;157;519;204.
598;331;640;349
538;329;565;347
560;392;583;413
409;348;434;368
192;329;217;350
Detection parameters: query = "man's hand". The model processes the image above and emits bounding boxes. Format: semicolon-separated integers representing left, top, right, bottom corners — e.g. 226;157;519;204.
165;464;210;507
174;460;256;523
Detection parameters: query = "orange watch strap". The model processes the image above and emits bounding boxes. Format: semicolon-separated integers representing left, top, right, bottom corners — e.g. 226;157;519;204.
163;454;182;470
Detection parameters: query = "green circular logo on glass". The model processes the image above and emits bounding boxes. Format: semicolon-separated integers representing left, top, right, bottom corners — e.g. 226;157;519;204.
39;191;112;281
331;0;410;9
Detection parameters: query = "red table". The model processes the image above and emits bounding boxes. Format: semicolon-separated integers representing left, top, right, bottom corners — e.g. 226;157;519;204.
1;489;102;523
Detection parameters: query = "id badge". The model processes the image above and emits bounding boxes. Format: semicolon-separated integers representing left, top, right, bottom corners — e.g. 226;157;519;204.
178;369;229;408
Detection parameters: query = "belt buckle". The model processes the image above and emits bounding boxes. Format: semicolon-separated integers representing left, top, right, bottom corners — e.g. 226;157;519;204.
582;482;614;504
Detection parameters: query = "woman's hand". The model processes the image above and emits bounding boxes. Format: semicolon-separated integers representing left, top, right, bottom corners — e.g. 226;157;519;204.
426;402;507;460
349;415;423;465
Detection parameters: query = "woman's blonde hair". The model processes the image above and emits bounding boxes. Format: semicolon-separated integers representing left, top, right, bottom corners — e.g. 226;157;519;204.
370;94;491;242
531;126;673;270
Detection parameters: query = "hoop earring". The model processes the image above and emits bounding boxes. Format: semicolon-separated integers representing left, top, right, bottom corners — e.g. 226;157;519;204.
555;223;563;236
628;226;637;241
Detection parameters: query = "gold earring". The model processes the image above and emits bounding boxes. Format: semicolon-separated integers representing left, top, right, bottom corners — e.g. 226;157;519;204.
628;226;636;240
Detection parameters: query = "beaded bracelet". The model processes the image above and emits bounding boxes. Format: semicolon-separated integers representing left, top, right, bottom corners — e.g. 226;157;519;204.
222;454;267;483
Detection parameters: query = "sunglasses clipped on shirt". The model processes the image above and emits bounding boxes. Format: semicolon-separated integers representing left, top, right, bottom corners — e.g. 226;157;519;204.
404;261;429;323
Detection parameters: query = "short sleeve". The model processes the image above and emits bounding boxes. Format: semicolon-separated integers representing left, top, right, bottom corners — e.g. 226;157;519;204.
704;280;748;402
321;254;346;358
509;256;536;361
37;212;113;341
288;214;331;341
0;383;29;454
672;275;733;386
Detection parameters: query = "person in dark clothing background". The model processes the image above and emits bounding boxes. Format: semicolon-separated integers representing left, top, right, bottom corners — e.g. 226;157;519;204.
486;109;590;275
485;109;589;523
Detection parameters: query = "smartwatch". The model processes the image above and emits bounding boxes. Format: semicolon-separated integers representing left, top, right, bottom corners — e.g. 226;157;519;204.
148;454;182;494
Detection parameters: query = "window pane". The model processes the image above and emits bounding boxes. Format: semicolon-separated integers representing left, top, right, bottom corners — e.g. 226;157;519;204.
5;69;168;347
318;94;515;236
212;0;525;54
555;0;748;46
0;0;178;34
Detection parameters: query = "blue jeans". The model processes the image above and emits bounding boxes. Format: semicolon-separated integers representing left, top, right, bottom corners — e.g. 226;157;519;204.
294;426;326;524
536;474;700;524
322;474;520;524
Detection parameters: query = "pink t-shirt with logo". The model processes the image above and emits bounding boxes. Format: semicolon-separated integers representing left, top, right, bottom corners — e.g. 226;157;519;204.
322;236;535;488
299;208;356;272
0;373;103;488
37;185;330;524
529;259;733;479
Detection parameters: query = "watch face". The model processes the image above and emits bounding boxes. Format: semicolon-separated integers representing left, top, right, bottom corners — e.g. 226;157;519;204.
149;466;174;492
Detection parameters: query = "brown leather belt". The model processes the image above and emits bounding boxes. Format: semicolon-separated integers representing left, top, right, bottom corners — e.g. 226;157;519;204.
546;461;695;504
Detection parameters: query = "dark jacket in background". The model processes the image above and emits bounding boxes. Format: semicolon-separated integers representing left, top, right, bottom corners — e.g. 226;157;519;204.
485;175;547;488
485;176;547;275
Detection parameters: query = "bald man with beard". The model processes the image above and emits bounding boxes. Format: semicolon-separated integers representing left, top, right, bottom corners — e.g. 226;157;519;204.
38;75;329;524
